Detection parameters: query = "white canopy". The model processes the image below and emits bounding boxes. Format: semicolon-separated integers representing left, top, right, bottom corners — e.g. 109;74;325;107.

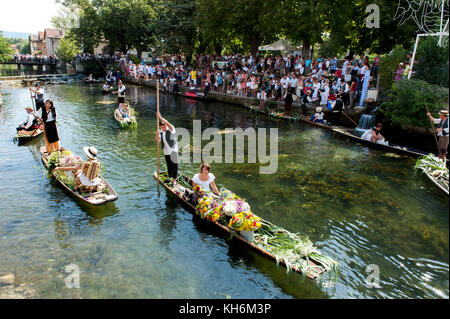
258;39;299;51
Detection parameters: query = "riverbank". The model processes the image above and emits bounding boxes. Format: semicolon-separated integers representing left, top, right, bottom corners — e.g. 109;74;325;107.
123;76;367;126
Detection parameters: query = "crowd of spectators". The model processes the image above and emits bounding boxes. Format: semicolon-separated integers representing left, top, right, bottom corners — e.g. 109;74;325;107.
12;54;59;65
119;52;379;110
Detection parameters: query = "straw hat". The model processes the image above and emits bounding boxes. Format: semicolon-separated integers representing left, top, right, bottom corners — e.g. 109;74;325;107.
83;146;98;160
316;107;323;113
25;106;33;111
440;110;449;116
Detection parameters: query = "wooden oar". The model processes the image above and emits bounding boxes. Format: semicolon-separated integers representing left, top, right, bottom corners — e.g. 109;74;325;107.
157;81;160;192
426;103;443;160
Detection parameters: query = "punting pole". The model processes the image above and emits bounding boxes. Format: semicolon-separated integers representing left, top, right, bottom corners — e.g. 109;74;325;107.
28;88;40;137
157;80;160;191
341;111;359;127
425;103;443;160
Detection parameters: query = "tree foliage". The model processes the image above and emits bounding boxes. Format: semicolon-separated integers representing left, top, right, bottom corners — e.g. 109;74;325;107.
56;36;81;63
380;79;449;128
0;32;14;62
155;0;196;58
378;45;408;92
413;37;449;87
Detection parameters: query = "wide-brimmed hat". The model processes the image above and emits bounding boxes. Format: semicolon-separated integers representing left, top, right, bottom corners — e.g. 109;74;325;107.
83;146;98;160
316;107;323;113
440;110;449;116
25;106;33;111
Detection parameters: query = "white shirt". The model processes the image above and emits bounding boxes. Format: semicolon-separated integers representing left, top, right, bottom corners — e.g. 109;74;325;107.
192;173;215;192
33;88;45;100
159;127;178;155
434;118;449;136
37;108;57;122
118;84;126;97
24;113;35;129
361;129;373;141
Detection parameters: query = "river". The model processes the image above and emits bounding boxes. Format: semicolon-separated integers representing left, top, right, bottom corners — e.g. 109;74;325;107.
0;81;448;298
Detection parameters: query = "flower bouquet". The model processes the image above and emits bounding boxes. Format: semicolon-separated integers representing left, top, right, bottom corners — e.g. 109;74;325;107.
194;184;205;194
228;211;262;232
220;188;251;217
196;196;223;221
229;211;262;242
47;150;82;171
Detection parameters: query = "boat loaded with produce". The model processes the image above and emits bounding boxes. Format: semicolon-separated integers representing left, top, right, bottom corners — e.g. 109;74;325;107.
153;171;339;282
41;147;118;205
114;104;137;129
415;154;449;196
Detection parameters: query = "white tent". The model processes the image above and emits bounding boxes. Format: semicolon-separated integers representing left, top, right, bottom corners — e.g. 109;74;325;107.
258;39;299;51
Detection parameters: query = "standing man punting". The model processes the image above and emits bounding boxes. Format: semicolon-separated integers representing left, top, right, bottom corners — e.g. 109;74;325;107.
427;109;449;162
155;112;179;180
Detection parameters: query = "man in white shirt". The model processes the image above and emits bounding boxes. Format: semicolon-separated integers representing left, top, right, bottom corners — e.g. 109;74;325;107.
155;112;179;179
29;83;45;111
17;107;38;132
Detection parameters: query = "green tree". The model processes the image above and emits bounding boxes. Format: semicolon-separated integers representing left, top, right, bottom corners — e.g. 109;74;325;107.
378;45;408;92
155;0;196;59
320;0;417;56
21;41;31;54
278;0;324;56
54;0;103;53
56;36;81;63
0;32;14;62
380;79;449;128
196;0;280;56
413;37;449;87
98;0;157;57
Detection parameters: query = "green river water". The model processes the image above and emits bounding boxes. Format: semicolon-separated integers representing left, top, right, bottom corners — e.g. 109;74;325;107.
0;80;448;298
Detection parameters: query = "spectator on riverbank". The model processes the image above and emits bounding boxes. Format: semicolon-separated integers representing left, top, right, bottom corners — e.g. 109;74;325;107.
114;51;378;113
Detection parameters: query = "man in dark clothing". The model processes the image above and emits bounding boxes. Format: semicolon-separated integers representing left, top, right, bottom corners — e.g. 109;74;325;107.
155;112;179;179
284;92;293;116
331;94;344;126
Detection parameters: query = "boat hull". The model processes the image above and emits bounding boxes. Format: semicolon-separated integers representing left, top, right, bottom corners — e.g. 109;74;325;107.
40;147;119;205
153;171;327;280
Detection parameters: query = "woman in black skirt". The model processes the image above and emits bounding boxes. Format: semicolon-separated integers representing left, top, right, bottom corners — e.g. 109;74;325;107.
36;99;60;153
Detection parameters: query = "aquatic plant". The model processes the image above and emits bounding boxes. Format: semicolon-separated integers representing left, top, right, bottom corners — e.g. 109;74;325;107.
415;154;449;190
254;220;339;281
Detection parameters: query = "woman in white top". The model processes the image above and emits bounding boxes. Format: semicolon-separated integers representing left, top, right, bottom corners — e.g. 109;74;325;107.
36;99;60;153
192;162;219;195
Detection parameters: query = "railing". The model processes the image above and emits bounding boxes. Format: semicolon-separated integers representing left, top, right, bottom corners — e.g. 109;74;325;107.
0;59;58;66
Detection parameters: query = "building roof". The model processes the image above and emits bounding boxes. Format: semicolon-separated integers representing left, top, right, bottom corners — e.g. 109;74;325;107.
44;29;65;39
38;31;44;41
30;35;39;42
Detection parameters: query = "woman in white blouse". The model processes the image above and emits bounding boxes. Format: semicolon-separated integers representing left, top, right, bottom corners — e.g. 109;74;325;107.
192;162;219;195
36;99;60;153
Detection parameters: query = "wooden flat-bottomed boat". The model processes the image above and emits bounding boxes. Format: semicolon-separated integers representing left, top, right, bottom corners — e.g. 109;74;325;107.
84;79;103;84
41;147;119;205
16;124;44;142
424;171;449;196
153;171;337;281
177;91;214;102
332;127;429;158
114;108;137;128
